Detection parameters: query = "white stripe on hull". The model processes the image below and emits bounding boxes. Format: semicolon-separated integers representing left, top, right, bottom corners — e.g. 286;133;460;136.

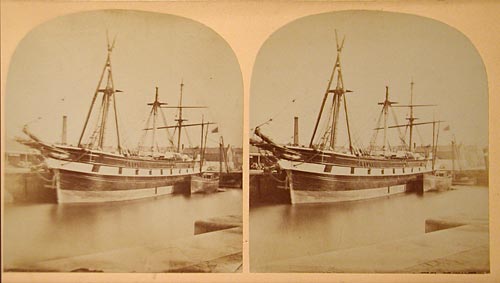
279;160;432;177
46;157;204;177
290;184;407;204
57;185;175;204
279;158;429;204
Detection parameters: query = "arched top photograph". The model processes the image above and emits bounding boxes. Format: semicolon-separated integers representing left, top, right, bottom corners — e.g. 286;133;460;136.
249;10;489;274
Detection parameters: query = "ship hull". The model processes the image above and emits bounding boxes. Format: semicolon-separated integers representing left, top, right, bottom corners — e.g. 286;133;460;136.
279;160;430;204
53;169;192;203
45;154;200;204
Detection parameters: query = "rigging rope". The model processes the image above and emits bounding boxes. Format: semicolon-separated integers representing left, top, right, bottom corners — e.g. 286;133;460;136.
252;96;303;130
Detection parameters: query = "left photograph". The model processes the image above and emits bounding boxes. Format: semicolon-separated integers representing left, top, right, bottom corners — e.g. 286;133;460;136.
4;10;243;272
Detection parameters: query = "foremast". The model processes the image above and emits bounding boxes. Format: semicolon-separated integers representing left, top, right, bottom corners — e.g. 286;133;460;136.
309;31;353;153
78;36;123;154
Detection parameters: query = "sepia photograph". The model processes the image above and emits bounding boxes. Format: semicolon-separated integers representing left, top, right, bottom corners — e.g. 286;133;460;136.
3;9;243;273
250;10;489;273
2;1;499;283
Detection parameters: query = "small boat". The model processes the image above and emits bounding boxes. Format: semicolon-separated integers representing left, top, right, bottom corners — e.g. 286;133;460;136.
190;172;219;194
218;138;242;188
424;170;452;192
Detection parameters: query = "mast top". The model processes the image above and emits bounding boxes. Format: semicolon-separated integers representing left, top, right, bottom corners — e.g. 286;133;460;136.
378;86;398;107
147;86;168;107
106;31;116;53
335;29;345;53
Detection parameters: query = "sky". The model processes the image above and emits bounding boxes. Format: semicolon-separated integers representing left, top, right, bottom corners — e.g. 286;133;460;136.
5;10;243;150
250;10;488;149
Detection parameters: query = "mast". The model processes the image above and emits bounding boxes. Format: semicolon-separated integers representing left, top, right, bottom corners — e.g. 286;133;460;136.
373;81;437;155
176;80;185;152
78;36;122;153
202;122;209;171
219;136;223;175
432;120;441;171
141;83;211;158
383;87;389;152
309;30;352;152
152;87;158;152
451;136;456;180
199;116;204;172
146;87;168;154
408;80;415;152
373;86;398;154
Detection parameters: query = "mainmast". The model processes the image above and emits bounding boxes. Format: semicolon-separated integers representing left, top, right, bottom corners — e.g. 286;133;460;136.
309;30;353;152
78;36;123;154
145;87;169;153
378;86;398;154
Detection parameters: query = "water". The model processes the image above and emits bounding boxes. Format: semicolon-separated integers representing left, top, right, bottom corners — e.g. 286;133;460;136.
4;189;242;268
250;186;488;271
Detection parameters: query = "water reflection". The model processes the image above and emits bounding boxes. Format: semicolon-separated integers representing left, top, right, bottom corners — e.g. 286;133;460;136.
4;190;242;268
250;187;488;270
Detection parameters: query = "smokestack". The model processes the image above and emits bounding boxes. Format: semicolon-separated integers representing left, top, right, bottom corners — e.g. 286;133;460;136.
293;116;299;146
62;115;67;145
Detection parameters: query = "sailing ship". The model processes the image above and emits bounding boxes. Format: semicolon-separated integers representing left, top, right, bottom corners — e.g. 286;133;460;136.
18;39;213;203
251;32;437;204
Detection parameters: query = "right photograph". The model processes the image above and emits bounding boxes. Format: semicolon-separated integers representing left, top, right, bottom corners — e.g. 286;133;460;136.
249;10;489;273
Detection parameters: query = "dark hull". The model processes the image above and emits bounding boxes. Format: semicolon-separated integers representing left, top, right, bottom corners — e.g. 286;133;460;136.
58;168;191;192
281;160;429;204
291;170;420;192
54;168;194;203
36;147;201;203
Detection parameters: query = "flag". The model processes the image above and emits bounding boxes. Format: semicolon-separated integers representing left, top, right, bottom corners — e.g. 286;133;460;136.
443;125;450;131
211;127;219;133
